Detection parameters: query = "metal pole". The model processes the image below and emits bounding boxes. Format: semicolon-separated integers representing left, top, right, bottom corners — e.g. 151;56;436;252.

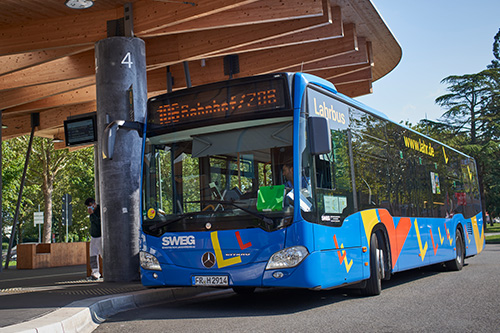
38;204;41;243
183;61;192;88
0;110;3;273
94;144;100;204
5;119;37;269
65;207;68;243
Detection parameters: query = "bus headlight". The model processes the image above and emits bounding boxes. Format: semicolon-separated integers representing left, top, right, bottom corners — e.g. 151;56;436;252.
266;246;309;270
140;251;162;271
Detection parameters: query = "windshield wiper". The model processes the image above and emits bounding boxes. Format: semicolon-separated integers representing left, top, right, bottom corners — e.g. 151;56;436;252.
194;200;274;226
147;211;202;232
147;200;275;232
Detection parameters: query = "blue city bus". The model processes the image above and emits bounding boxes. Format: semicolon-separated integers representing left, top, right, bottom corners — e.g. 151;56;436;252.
138;72;484;295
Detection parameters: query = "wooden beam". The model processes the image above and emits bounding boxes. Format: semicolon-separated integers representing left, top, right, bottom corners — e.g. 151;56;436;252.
0;77;95;110
2;5;330;90
214;6;342;56
3;21;357;116
0;50;95;91
0;0;257;55
0;8;118;56
145;1;333;67
330;67;372;85
134;0;258;36
146;25;357;92
335;80;372;97
4;86;96;116
312;64;371;80
139;0;325;37
236;23;357;75
0;46;92;76
2;102;96;140
283;37;369;72
0;1;329;88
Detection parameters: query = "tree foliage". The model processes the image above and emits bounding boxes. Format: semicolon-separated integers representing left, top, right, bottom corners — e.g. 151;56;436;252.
2;137;95;244
431;28;500;219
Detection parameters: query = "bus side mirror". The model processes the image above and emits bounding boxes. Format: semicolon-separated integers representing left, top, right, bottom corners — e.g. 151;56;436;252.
102;120;144;160
308;117;331;155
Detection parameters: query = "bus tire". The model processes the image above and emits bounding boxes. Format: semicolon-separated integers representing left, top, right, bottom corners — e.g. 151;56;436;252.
232;287;256;295
361;233;383;296
446;229;464;271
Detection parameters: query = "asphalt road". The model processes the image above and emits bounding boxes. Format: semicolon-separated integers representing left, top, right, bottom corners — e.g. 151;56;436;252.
96;244;500;333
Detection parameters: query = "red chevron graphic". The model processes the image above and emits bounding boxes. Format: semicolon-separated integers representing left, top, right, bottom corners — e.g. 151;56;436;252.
430;228;438;255
235;231;252;250
378;210;412;268
333;235;346;264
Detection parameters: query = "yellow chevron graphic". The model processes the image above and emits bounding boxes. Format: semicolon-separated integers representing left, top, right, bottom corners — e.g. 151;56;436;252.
361;209;379;244
414;219;428;261
211;231;242;268
438;227;444;245
471;216;484;253
339;243;353;273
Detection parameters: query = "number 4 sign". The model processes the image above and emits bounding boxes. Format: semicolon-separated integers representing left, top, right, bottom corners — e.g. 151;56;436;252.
121;52;133;68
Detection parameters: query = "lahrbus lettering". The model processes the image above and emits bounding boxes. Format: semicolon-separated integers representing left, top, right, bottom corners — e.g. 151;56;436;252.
162;235;195;247
313;97;346;125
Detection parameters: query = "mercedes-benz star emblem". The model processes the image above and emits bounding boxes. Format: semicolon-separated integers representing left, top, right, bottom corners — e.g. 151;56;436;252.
202;252;216;268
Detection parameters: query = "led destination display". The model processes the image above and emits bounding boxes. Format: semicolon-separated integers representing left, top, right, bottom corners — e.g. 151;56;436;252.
148;74;291;128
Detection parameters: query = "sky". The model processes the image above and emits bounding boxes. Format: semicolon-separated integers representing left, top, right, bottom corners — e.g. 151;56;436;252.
356;0;500;125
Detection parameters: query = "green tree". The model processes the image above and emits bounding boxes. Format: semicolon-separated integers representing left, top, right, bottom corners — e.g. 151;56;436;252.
24;137;74;243
2;136;96;244
432;29;500;219
54;146;95;241
435;72;491;144
1;138;40;245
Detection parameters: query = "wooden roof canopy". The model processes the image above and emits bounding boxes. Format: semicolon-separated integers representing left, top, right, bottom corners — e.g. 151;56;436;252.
0;0;401;148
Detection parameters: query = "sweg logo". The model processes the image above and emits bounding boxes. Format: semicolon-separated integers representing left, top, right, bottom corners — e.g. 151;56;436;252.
162;235;195;248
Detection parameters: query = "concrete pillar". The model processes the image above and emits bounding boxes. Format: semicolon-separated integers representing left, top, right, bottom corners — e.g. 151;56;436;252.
95;37;147;282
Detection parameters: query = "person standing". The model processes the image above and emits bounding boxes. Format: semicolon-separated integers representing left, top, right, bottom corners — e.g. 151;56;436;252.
85;198;102;280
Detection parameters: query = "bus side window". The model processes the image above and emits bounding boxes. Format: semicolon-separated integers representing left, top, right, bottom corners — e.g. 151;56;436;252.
311;129;353;225
316;155;333;189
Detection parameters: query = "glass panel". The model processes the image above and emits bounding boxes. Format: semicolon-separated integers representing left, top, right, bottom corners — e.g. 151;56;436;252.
350;109;391;213
302;122;354;225
142;121;294;235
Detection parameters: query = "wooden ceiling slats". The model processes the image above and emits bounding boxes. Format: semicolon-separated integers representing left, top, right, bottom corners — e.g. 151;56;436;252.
2;102;96;141
330;66;373;85
141;0;325;37
212;6;341;57
0;46;92;76
2;20;359;134
0;77;95;110
4;85;96;116
0;50;95;91
0;0;402;142
283;37;370;73
335;80;372;97
0;0;259;55
134;0;260;36
144;4;333;67
0;8;119;55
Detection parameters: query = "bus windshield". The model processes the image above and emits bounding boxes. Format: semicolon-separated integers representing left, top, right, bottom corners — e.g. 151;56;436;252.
142;120;294;236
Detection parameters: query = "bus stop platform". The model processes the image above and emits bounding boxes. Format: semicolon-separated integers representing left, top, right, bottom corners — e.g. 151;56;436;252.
0;265;220;332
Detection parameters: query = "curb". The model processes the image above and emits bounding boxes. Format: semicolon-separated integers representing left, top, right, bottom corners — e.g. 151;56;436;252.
1;287;231;333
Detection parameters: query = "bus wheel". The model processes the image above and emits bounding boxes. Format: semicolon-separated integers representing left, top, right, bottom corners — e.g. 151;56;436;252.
232;287;256;295
361;233;383;296
446;230;464;271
